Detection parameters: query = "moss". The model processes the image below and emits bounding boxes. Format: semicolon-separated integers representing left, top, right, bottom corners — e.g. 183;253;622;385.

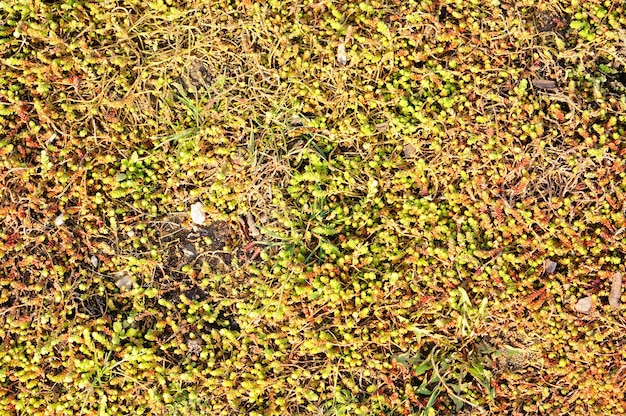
1;0;626;414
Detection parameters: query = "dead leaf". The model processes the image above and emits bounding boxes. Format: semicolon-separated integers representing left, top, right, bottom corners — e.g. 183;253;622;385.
337;43;347;66
609;272;622;309
531;79;557;90
345;25;354;45
575;296;593;314
246;212;260;238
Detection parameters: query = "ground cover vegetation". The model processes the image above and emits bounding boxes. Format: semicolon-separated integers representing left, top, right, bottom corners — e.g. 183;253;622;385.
1;0;625;414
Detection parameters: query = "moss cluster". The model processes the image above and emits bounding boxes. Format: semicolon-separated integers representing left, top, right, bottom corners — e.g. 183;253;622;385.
1;0;626;415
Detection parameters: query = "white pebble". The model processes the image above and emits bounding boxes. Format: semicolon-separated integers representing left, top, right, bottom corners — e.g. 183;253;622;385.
54;213;65;226
190;202;206;225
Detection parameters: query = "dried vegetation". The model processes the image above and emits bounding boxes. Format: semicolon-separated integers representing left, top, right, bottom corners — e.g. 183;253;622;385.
1;0;626;415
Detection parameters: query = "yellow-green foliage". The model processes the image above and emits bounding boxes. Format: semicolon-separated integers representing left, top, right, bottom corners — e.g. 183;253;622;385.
1;0;626;415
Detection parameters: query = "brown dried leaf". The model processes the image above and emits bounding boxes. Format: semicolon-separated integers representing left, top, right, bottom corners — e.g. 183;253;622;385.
246;212;260;238
609;272;622;309
532;79;558;90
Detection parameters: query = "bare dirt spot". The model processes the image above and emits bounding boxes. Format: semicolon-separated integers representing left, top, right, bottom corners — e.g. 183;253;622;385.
180;58;214;92
154;215;235;278
148;215;242;338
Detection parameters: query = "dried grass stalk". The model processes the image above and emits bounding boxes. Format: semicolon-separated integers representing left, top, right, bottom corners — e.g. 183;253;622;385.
609;272;622;309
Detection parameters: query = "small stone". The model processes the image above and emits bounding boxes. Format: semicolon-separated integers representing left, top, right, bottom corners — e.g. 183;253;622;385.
403;144;416;158
190;202;206;225
574;296;593;314
90;255;98;268
531;79;558;90
181;242;197;261
544;259;557;275
115;272;134;290
187;338;203;354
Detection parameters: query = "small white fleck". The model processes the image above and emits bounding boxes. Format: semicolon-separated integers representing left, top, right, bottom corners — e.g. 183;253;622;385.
190;202;206;225
45;133;57;146
182;247;196;258
127;230;135;237
54;213;65;226
90;255;98;268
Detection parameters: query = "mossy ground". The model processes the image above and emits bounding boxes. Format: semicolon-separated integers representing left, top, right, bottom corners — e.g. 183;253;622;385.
1;0;626;415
